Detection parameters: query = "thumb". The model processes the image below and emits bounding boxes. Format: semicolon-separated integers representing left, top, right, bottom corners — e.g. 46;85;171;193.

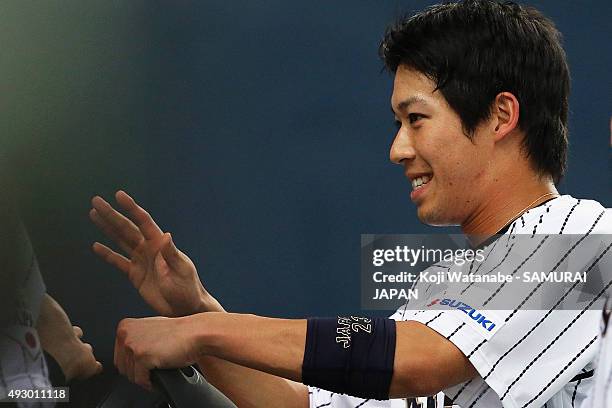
160;233;182;269
73;326;84;339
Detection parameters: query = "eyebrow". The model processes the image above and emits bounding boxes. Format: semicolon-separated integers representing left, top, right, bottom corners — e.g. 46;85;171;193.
391;96;429;114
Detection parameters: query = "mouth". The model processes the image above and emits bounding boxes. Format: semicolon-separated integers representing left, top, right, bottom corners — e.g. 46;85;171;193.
409;174;433;202
411;174;432;191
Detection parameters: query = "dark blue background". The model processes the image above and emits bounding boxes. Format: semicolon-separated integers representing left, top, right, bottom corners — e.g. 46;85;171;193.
1;1;610;364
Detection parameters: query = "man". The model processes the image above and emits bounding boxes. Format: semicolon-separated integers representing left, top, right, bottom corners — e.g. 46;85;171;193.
0;192;103;406
89;1;610;407
578;119;612;408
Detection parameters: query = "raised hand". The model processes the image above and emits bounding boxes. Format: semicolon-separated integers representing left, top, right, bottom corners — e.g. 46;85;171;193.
90;191;224;317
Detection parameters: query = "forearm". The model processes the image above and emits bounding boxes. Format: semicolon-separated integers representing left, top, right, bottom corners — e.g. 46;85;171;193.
37;294;76;355
196;356;309;408
193;310;309;407
195;313;307;382
36;293;89;381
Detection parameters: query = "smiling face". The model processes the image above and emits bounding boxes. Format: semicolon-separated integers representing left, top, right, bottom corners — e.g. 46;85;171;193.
390;65;495;226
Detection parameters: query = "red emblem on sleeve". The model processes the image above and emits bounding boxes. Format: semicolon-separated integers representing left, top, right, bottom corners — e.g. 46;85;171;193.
25;331;37;349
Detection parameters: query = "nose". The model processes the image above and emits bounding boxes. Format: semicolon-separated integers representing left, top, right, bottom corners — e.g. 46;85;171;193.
389;128;416;164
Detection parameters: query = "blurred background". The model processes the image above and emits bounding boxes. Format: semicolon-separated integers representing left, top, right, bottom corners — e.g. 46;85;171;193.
0;0;610;365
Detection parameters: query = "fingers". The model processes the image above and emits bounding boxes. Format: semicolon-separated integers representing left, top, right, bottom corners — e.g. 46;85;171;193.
80;350;104;380
125;347;135;384
115;319;153;391
81;343;104;379
82;360;104;379
73;326;83;339
91;196;143;250
92;242;131;274
134;364;153;392
64;335;104;381
160;233;183;271
115;191;163;241
114;329;124;376
89;208;134;255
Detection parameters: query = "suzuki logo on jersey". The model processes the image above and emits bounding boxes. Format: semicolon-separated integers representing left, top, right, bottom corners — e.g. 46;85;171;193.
438;299;496;331
426;299;440;307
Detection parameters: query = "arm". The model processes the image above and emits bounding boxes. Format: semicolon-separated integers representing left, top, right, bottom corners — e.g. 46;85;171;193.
391;320;477;397
199;314;476;398
91;191;309;407
195;357;309;408
36;293;103;381
115;312;478;399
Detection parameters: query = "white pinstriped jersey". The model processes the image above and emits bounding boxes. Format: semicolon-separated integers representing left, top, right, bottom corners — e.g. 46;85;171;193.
309;195;611;408
581;297;612;408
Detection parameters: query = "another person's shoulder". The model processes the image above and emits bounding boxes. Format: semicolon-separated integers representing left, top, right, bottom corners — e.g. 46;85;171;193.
511;195;611;235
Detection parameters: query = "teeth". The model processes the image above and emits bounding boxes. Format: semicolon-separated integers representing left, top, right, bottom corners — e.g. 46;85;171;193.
411;175;431;189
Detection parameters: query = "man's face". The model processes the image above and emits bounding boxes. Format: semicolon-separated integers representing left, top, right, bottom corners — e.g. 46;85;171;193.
390;65;494;226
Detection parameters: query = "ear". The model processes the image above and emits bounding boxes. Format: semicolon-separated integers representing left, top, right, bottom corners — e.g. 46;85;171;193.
491;92;520;142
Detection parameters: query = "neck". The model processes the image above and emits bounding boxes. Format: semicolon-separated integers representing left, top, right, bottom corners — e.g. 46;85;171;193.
461;176;558;245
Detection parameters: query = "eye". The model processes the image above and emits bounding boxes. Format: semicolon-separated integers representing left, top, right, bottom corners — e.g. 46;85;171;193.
408;113;425;124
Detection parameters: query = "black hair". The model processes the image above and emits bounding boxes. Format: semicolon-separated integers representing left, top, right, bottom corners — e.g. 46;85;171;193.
379;0;569;184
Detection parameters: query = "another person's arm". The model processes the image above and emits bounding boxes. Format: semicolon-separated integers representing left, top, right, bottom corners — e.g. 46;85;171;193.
0;193;102;384
36;293;103;382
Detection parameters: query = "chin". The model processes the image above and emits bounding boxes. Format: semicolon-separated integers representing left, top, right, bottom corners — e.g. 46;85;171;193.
416;205;456;227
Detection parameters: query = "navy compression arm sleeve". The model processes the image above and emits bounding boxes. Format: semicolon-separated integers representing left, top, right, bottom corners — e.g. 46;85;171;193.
301;316;396;400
